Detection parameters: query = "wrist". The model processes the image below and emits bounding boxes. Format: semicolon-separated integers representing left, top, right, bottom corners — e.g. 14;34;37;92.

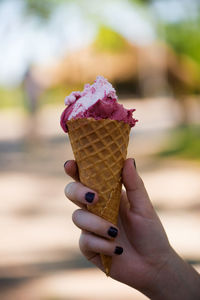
148;248;200;300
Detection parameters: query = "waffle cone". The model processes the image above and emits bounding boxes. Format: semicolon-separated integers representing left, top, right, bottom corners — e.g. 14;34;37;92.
67;118;130;275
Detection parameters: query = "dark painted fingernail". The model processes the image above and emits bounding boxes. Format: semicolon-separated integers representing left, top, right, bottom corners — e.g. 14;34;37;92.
85;192;95;203
108;226;118;238
114;246;123;255
132;158;137;169
64;160;70;168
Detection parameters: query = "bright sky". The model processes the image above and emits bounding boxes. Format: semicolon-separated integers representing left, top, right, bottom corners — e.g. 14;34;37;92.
0;0;194;87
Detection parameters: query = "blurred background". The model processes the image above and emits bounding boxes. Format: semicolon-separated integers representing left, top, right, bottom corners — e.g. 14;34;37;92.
0;0;200;299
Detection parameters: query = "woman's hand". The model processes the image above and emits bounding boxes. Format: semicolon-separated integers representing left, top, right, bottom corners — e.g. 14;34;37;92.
64;158;200;300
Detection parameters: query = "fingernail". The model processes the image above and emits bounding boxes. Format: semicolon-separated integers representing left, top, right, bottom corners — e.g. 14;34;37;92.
108;226;118;238
132;158;137;169
64;160;70;168
85;192;95;203
114;246;123;255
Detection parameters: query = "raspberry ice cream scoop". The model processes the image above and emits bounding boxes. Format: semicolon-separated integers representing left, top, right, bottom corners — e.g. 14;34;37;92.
60;76;137;132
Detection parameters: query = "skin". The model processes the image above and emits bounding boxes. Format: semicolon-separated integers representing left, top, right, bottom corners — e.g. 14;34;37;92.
64;158;200;299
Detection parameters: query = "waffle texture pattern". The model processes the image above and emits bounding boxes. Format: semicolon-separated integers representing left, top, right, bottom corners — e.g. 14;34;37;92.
67;118;130;275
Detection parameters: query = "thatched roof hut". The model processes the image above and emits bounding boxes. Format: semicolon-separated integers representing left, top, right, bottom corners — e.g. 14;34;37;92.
36;28;200;97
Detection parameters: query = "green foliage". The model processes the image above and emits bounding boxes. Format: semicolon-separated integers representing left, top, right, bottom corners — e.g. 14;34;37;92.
93;26;126;53
23;0;73;19
0;87;24;109
41;84;83;106
163;20;200;66
128;0;200;68
129;0;151;4
24;0;54;19
0;84;83;109
159;125;200;160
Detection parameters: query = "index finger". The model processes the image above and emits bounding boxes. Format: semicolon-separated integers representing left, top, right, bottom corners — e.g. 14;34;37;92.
64;160;80;181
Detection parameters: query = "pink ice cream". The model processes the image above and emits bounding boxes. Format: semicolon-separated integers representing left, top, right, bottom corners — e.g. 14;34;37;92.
60;76;137;132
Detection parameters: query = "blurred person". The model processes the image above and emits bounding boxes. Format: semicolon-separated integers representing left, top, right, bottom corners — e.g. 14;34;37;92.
23;66;42;142
64;158;200;300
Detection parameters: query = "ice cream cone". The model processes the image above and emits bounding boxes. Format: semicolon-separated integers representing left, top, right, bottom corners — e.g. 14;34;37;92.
67;118;131;276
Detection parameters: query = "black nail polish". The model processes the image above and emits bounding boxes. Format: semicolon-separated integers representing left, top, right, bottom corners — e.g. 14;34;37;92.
85;192;95;203
108;227;118;238
114;246;123;255
132;158;137;169
64;160;70;168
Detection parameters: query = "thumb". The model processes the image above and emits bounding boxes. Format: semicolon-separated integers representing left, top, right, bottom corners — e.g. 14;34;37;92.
122;158;155;218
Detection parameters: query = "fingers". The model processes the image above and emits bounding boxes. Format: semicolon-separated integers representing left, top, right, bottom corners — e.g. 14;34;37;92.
122;158;155;218
64;160;79;181
72;209;123;271
79;231;123;259
64;160;98;208
72;209;119;240
65;181;98;206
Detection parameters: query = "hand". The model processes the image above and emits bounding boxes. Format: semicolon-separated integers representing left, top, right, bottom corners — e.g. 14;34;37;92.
64;159;200;299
